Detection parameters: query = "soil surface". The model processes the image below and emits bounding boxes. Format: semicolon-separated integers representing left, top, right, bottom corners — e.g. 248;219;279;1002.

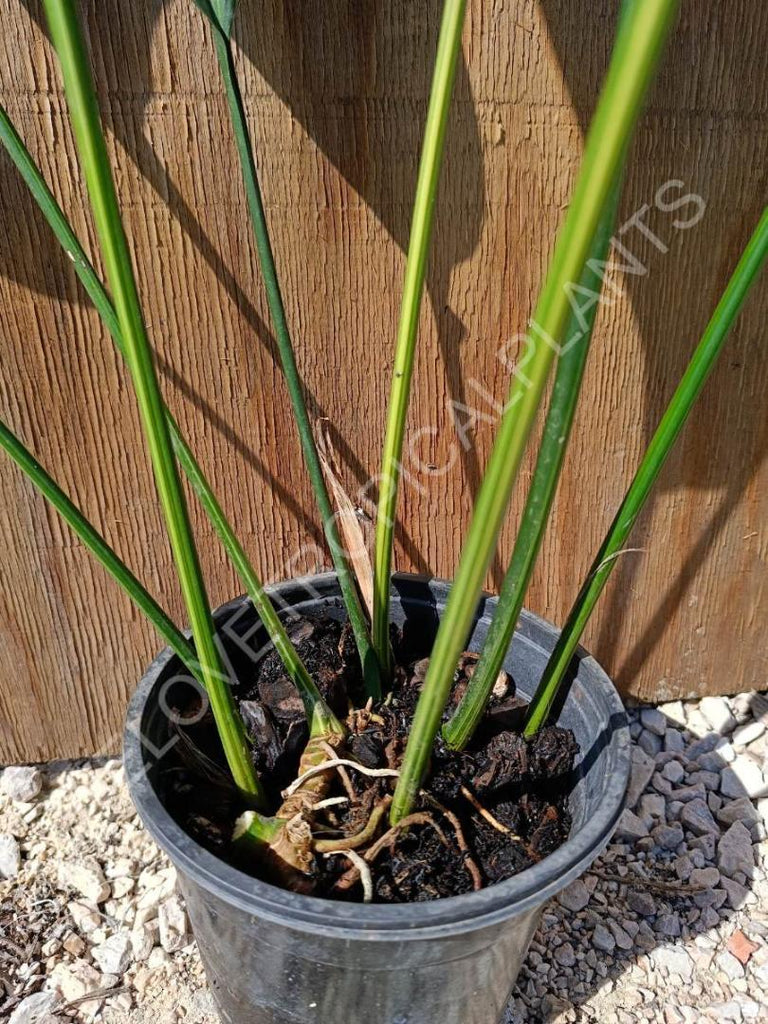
163;614;578;903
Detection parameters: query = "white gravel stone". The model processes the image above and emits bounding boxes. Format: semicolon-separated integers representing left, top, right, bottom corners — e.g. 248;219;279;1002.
158;895;188;953
2;765;43;802
732;721;765;747
59;857;110;903
8;991;61;1024
91;931;133;975
699;697;737;735
721;757;768;800
0;833;21;878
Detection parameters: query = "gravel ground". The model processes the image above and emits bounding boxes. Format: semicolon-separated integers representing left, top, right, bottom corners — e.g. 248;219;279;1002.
2;691;767;1024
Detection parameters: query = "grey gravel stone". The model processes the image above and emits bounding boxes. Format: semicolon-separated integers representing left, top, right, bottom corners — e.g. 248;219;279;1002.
689;866;720;888
592;923;615;953
661;760;685;784
641;707;668;736
615;809;649;842
554;942;576;967
627;890;657;916
557;879;590;913
652;822;685;850
716;797;761;830
655;914;682;938
680;799;720;837
626;746;656;809
717;821;755;879
638;730;664;757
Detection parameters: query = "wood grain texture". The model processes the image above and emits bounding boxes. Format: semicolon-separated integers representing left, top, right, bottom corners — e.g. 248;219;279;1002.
0;0;765;762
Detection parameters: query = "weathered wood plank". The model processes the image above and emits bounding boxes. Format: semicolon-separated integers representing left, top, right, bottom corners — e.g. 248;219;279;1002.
0;0;765;761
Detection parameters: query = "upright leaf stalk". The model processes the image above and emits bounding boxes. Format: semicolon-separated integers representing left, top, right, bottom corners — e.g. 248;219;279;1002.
206;15;380;699
372;0;468;675
524;205;768;736
42;0;261;801
392;0;680;822
0;420;198;677
443;173;624;750
0;102;340;741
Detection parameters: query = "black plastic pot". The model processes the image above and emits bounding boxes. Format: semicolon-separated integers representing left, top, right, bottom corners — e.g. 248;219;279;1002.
124;573;629;1024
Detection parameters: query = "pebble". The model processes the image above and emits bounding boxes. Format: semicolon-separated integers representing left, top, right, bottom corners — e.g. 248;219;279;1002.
92;931;133;974
615;809;649;841
59;857;110;903
8;991;60;1024
158;895;188;953
641;707;668;736
554;942;577;967
627;747;656;809
717;822;755;880
680;799;720;837
716;797;761;831
2;765;43;802
655;914;682;939
627;890;657;916
721;757;768;800
652;823;684;850
732;721;765;747
699;697;737;735
592;923;616;953
557;879;590;913
0;833;22;878
661;761;685;785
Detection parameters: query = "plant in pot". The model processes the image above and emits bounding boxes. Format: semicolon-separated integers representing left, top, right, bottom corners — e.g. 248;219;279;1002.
1;0;766;1021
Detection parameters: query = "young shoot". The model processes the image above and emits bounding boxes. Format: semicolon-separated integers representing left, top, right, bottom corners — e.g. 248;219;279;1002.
391;0;681;824
524;205;768;736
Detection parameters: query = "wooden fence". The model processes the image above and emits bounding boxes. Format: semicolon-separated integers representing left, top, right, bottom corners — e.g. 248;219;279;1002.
0;0;766;762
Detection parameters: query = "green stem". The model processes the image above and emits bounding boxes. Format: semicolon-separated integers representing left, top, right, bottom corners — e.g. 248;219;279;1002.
524;205;768;736
42;0;262;802
391;0;679;823
0;103;340;741
0;420;198;678
443;173;625;750
372;0;468;675
210;26;379;699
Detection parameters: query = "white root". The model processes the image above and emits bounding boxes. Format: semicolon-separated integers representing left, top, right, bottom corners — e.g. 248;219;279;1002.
282;760;400;799
325;850;373;902
313;796;350;810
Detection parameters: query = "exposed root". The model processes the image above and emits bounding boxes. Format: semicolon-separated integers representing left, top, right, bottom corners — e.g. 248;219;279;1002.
325;850;373;902
426;795;483;892
282;759;399;798
460;786;522;840
320;740;357;801
314;796;392;853
332;811;447;893
313;796;349;811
